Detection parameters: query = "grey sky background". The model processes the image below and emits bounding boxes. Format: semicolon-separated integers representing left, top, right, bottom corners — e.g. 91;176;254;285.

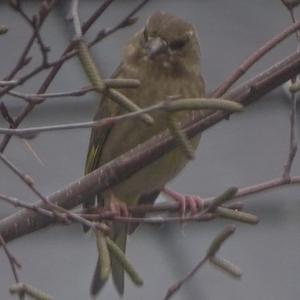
0;1;300;300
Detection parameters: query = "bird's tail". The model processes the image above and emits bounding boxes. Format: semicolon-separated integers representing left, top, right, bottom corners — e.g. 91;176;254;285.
90;223;128;296
90;258;107;296
111;223;128;295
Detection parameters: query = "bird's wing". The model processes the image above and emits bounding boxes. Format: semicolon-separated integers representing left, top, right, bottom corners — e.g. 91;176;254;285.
84;64;124;211
84;64;124;175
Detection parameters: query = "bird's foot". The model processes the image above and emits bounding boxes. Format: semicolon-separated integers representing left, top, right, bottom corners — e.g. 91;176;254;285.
108;193;129;217
163;187;204;216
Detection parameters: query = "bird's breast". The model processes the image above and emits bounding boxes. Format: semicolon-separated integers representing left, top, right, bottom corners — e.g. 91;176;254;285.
100;62;204;202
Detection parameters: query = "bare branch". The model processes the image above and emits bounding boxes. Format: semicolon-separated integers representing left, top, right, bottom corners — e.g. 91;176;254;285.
8;79;140;103
0;50;300;243
164;225;238;300
281;4;299;180
0;235;22;284
4;0;55;80
0;97;241;137
212;19;300;97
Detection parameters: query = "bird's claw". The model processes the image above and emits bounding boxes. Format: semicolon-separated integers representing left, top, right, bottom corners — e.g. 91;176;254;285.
109;197;129;217
163;188;204;216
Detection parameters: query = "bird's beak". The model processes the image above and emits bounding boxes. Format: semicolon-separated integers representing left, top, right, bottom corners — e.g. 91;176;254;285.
146;37;168;59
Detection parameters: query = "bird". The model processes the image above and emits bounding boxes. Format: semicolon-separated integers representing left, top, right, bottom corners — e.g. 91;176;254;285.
84;11;205;297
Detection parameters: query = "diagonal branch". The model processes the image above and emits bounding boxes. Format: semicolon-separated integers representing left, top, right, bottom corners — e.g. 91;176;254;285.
0;51;300;243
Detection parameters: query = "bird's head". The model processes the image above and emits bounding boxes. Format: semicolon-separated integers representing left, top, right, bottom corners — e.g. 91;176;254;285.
124;12;201;74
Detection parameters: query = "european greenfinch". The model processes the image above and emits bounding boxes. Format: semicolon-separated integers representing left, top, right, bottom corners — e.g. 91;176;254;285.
84;11;205;296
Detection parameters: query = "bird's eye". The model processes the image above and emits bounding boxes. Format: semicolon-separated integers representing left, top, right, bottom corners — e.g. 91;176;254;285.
143;28;148;41
169;38;187;50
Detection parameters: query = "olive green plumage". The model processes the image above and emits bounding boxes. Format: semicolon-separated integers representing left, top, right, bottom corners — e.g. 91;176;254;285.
84;11;205;296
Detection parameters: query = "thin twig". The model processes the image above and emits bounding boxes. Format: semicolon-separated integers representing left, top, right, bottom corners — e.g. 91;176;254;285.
234;176;300;198
81;0;116;33
0;153;50;206
0;97;241;137
80;201;243;220
212;19;300;97
0;152;104;231
90;0;151;46
17;2;51;66
282;3;299;180
0;193;69;222
113;207;257;224
282;90;298;179
4;0;55;80
8;79;140;103
0;235;22;283
164;225;237;300
0;192;108;233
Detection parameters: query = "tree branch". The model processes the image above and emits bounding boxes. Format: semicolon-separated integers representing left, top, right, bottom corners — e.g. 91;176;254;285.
0;50;299;242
